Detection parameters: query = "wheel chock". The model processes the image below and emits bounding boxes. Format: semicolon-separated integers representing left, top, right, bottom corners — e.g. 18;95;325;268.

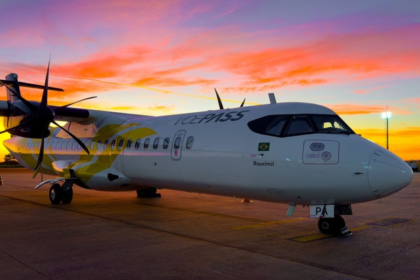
340;227;352;237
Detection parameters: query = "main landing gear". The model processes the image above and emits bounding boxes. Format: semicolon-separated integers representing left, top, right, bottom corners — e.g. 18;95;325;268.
49;181;74;205
136;187;161;198
318;215;351;236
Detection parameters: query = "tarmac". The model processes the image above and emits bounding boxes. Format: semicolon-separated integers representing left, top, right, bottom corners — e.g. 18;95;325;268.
0;168;419;280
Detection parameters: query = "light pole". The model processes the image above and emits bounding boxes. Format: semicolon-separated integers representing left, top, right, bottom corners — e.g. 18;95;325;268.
381;109;392;150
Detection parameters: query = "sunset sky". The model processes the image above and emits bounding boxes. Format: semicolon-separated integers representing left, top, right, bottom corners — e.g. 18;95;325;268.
0;0;419;160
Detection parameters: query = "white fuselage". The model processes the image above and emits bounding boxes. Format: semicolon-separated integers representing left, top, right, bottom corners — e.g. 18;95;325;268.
5;102;413;206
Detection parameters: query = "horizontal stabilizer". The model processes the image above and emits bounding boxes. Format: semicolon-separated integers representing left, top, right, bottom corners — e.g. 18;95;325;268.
0;80;64;92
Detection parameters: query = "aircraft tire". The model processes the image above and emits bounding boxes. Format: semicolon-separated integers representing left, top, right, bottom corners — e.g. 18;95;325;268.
137;188;161;198
334;215;345;230
62;188;73;204
318;216;346;235
318;218;335;235
49;184;62;205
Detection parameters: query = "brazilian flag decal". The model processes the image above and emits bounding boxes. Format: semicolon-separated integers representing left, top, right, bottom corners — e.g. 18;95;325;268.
258;142;270;151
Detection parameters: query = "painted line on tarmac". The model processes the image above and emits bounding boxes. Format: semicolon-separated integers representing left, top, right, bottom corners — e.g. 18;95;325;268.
292;218;414;243
292;226;369;242
232;218;308;231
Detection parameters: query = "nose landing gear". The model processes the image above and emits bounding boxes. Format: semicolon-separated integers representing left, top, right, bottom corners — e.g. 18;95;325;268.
318;215;352;236
49;181;74;205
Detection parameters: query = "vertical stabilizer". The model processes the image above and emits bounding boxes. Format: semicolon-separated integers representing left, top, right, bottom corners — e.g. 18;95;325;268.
5;73;21;102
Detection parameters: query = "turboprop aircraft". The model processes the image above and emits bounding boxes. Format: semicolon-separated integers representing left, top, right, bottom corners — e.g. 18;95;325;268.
0;62;413;236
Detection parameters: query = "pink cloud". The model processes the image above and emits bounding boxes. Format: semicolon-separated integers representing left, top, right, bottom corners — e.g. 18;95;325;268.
328;104;412;115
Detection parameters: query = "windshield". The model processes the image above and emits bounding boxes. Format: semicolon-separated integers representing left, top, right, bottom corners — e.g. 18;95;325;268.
248;114;355;137
311;115;353;134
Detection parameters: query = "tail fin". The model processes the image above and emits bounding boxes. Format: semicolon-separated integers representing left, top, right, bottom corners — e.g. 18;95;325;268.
1;73;64;102
4;73;21;102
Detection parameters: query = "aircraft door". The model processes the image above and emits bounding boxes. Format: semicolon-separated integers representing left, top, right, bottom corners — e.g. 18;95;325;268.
171;130;186;161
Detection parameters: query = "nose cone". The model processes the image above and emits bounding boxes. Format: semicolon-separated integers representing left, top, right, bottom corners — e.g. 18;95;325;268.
368;149;413;197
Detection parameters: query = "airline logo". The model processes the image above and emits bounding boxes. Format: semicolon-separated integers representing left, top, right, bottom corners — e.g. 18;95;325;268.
258;142;270;151
174;110;250;125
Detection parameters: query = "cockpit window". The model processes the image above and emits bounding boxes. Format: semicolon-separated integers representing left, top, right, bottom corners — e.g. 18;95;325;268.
285;115;315;136
311;115;353;134
247;115;288;136
248;114;354;137
265;116;288;135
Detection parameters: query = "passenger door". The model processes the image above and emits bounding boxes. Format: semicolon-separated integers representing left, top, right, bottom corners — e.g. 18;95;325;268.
171;130;186;161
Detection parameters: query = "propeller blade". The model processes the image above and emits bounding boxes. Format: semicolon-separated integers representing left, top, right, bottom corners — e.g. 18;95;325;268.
32;138;44;179
52;120;90;155
0;80;37;112
58;96;97;109
214;88;224;110
0;118;33;135
41;58;50;107
240;98;246;108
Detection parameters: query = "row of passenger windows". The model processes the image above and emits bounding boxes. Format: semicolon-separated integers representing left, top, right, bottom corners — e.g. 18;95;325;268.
24;136;195;151
248;114;354;137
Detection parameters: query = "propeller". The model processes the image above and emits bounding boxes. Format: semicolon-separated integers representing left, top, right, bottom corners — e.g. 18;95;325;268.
214;88;245;110
0;59;95;178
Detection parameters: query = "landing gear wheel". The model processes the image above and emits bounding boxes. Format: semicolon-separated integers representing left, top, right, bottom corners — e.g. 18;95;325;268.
136;187;161;198
49;183;62;205
318;218;335;235
62;187;73;204
318;215;351;236
334;215;345;229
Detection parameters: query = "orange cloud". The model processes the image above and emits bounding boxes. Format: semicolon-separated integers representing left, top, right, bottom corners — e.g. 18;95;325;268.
134;76;215;87
354;90;368;94
328;104;411;115
3;20;420;100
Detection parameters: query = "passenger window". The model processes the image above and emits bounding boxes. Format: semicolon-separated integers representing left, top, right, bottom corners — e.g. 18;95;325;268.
67;142;72;150
153;138;159;149
97;140;102;150
186;136;194;149
285;116;314;136
103;140;109;149
174;137;181;149
118;139;124;151
144;138;150;150
135;139;141;150
127;139;132;149
90;141;95;150
111;139;116;150
61;142;66;149
163;137;170;149
72;142;77;150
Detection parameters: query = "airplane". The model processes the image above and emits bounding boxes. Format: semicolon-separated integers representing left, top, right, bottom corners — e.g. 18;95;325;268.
0;62;413;237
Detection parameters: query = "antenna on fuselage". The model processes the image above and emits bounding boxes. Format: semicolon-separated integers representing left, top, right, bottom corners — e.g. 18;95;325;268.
214;88;246;109
268;93;276;104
